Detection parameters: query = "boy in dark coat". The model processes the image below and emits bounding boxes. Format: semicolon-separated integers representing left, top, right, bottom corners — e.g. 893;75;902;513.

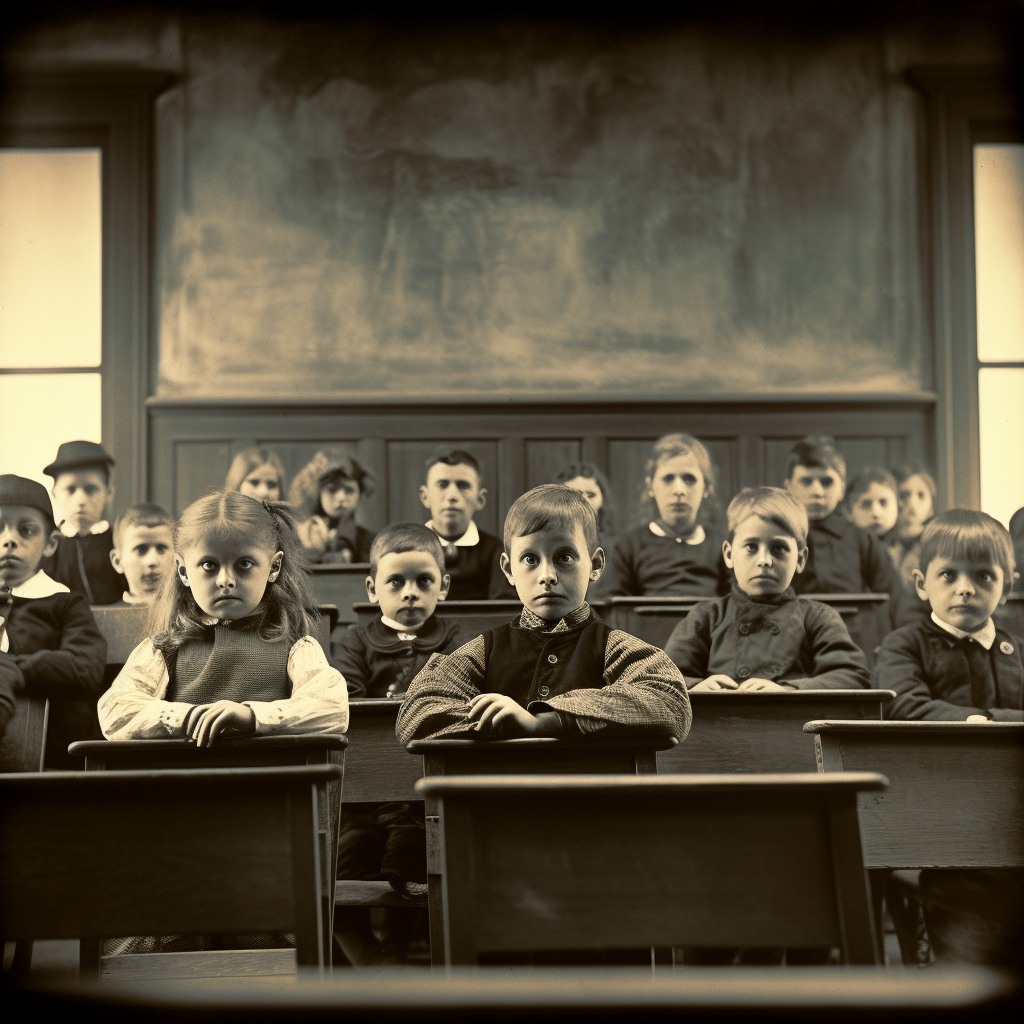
666;487;869;692
0;474;107;767
43;440;124;605
873;509;1022;966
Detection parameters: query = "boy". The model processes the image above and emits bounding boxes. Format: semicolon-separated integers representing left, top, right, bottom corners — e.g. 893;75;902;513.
0;474;107;768
109;503;175;605
43;440;124;605
783;436;895;596
665;487;870;691
419;448;512;601
397;484;689;743
873;510;1022;966
331;524;461;965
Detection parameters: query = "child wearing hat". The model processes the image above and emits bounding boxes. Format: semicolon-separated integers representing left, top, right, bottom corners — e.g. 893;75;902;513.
43;440;125;605
0;474;107;767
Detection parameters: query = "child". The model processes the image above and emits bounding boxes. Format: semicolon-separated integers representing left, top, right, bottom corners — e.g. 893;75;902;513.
419;448;511;600
224;446;286;503
397;484;690;743
845;467;900;540
0;474;107;768
288;450;377;564
43;440;124;605
331;524;459;966
98;491;348;744
331;524;461;699
873;510;1022;967
108;503;175;606
608;433;727;597
554;463;618;598
783;435;895;596
665;487;870;691
874;509;1021;721
890;462;938;583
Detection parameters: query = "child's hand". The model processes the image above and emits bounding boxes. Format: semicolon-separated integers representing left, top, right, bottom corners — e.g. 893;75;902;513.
467;693;539;736
188;701;257;747
965;714;990;723
690;674;738;691
737;678;789;692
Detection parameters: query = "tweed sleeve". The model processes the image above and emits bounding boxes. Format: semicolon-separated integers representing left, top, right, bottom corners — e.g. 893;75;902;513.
394;636;488;742
784;601;871;690
246;636;348;735
540;630;691;740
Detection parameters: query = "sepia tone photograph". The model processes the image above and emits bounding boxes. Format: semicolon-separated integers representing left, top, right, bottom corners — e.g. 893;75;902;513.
2;1;1023;1018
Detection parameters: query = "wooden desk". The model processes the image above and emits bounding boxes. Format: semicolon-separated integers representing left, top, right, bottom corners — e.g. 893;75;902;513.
310;565;371;625
409;733;676;965
0;694;48;773
804;721;1024;869
343;700;422;803
0;765;340;978
662;689;894;774
68;735;347;968
417;772;886;965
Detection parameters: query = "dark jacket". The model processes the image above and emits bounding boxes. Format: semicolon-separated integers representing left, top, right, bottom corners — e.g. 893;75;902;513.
2;590;107;766
437;528;513;601
664;585;870;689
874;617;1023;721
0;655;17;737
332;613;463;698
45;528;125;606
609;523;729;597
792;512;896;597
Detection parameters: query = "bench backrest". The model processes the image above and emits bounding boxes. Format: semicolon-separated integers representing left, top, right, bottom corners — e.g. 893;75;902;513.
0;694;48;773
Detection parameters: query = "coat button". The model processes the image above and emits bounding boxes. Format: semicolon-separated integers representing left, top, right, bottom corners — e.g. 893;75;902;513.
1000;641;1015;655
547;653;558;664
538;685;550;697
739;623;751;635
768;623;780;635
738;666;750;677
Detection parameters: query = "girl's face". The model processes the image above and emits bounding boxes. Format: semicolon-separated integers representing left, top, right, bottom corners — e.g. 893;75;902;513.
239;464;281;503
320;477;361;519
849;482;899;536
176;537;283;621
647;452;705;531
562;476;604;513
898;473;934;538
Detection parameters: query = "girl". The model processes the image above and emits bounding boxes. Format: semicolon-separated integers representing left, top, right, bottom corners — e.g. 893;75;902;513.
224;446;287;504
890;463;937;584
98;491;348;744
845;466;900;538
288;450;377;564
608;433;727;596
554;463;618;597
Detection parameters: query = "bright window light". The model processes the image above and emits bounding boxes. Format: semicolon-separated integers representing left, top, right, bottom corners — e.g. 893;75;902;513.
978;367;1024;529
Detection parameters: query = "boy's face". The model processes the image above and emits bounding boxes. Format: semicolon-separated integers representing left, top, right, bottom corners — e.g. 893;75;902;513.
724;515;807;596
785;464;844;521
52;469;113;535
0;505;60;589
914;556;1004;634
320;477;360;519
500;522;604;620
367;549;450;631
849;482;899;537
111;524;175;600
419;463;486;540
898;474;934;538
646;453;705;531
239;465;281;503
176;537;283;621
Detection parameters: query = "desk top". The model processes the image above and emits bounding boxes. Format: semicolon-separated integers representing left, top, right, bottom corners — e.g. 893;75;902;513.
0;763;344;790
605;593;889;607
692;688;894;705
349;698;403;717
804;720;1024;734
408;733;678;754
68;734;349;758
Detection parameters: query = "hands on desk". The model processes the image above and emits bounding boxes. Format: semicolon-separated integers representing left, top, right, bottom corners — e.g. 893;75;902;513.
186;700;257;747
965;714;991;723
467;693;564;737
690;674;739;691
736;678;789;692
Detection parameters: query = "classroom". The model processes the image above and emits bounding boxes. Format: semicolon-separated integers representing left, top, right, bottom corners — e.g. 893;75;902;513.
1;0;1023;1015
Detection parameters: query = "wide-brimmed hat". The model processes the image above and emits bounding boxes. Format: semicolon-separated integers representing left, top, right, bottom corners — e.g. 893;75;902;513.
43;440;114;479
0;475;57;530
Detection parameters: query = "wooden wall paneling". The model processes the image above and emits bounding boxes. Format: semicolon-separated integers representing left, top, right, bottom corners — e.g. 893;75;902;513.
500;436;528;524
357;438;388;534
580;436;609;474
173;441;233;515
525;439;583;491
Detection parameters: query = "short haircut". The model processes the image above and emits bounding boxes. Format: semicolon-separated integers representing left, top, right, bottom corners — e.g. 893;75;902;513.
425;447;481;482
786;435;846;480
369;523;446;576
644;433;717;499
846;466;898;506
503;484;598;554
726;487;809;546
918;509;1015;583
112;503;174;549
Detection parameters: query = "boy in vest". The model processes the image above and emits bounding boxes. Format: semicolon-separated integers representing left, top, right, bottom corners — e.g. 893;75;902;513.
397;484;690;742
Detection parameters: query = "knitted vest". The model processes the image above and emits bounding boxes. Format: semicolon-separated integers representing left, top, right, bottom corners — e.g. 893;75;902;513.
482;615;610;706
167;619;291;705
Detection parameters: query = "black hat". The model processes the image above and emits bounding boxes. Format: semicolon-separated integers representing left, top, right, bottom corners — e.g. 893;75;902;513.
43;440;114;479
0;475;58;530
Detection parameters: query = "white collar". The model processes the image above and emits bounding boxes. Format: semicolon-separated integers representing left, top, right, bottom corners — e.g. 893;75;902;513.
931;612;996;650
10;570;70;599
59;519;109;538
426;520;480;547
121;591;152;606
649;521;705;545
381;613;421;638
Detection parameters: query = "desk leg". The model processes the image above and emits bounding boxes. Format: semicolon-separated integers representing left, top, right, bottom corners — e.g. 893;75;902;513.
868;869;888;964
425;810;445;967
79;938;100;981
